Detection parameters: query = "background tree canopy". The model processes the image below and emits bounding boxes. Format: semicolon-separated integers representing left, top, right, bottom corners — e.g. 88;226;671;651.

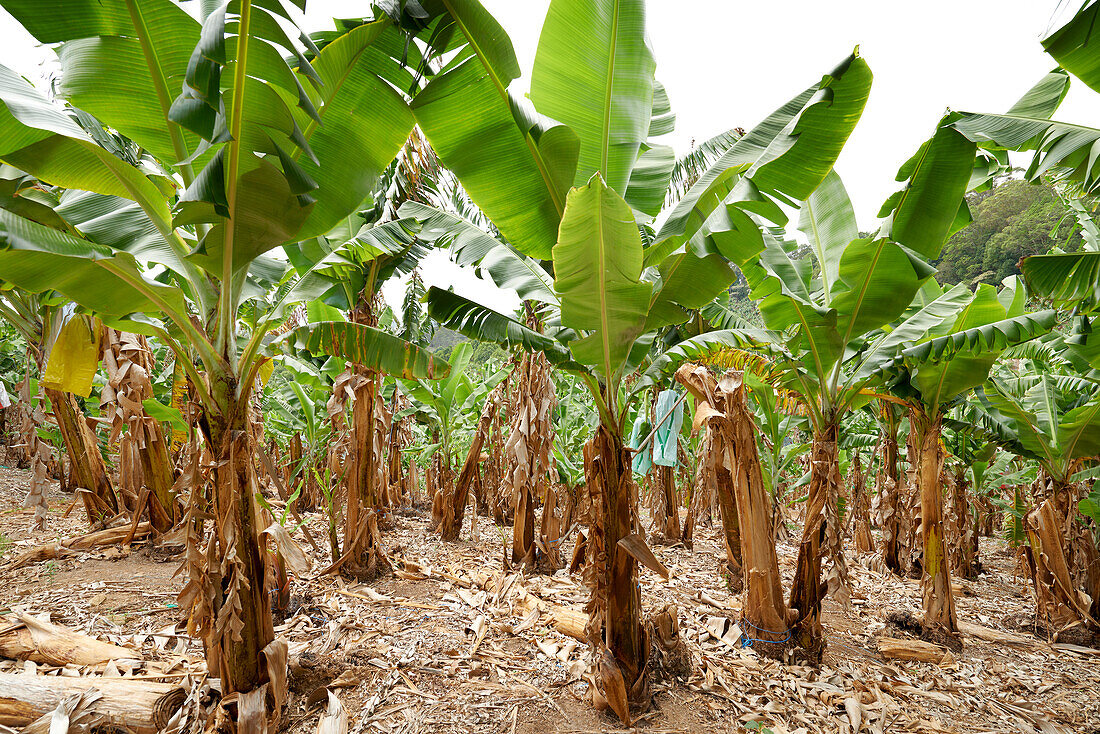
936;179;1083;287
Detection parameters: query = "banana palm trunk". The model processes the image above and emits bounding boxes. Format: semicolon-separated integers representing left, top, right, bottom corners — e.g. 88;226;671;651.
196;384;275;694
584;422;648;714
912;408;958;638
789;423;839;660
48;388;117;525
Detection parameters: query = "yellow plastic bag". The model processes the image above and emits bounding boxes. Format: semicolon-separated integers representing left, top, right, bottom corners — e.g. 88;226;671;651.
42;315;102;398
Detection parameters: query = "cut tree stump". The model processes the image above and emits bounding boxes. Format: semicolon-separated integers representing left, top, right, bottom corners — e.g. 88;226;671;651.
0;614;139;666
875;635;952;664
0;672;183;732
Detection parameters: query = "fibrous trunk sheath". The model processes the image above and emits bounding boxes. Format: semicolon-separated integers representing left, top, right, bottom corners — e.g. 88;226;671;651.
912;408;958;638
505;346;557;568
47;388;117;525
676;366;791;659
788;423;838;661
879;417;904;574
949;465;978;579
442;383;503;541
338;368;391;580
186;394;275;695
583;424;647;721
1024;475;1100;644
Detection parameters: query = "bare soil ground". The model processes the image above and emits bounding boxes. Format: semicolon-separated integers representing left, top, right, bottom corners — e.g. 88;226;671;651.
1;464;1098;734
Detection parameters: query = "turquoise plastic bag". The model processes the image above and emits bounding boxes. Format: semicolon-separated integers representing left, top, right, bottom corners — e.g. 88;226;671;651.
628;412;652;475
652;389;684;467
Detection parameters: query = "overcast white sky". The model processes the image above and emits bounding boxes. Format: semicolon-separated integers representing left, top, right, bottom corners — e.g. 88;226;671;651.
2;0;1098;313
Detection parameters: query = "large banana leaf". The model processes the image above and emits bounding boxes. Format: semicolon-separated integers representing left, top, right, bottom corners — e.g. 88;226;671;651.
425;286;579;368
847;283;974;386
632;327;795;395
552;175;650;379
0;65;173;229
798;169;858;303
530;0;654;195
1043;4;1100;96
275;321;449;380
902;310;1058;368
655;51;872;261
877;117;976;259
1021;251;1100;312
293;20;415;240
907;286;1053;409
1058;392;1100;461
400;202;559;305
170;7;316;274
0;209;187;317
952;114;1100;193
411;0;578;260
0;0;203;169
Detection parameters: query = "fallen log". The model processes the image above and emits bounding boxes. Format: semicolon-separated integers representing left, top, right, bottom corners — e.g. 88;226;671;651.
4;523;155;570
0;614;139;666
66;522;153;550
874;635;951;664
959;621;1043;649
0;672;184;733
4;542;71;570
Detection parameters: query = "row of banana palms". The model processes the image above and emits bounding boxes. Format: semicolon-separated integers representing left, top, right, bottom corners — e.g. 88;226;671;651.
0;0;1098;728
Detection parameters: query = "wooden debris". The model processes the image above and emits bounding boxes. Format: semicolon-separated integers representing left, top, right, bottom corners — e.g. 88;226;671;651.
874;635;950;664
5;523;154;569
0;614;138;666
0;673;183;733
549;606;588;643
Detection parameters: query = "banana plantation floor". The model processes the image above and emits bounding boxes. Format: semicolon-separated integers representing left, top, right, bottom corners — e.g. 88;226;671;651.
1;466;1098;734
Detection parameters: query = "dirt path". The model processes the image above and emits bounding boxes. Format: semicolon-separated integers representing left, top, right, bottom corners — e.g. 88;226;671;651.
0;465;1097;733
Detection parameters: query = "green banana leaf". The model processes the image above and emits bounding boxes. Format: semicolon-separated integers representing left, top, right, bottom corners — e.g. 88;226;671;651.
425;287;579;368
552;175;650;379
530;0;654;195
274;321;450;381
411;0;577;260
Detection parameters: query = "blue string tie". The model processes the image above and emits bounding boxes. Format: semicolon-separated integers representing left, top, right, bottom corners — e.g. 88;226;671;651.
739;618;791;648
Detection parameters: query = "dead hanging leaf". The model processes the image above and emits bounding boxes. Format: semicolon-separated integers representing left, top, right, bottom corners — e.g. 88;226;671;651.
616;533;670;580
316;689;348;734
262;522;311;575
263;638;289;712
599;650;631;726
692;400;721;432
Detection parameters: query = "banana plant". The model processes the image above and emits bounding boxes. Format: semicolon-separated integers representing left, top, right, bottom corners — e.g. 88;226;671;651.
0;0;444;713
281;216;438;580
0;283;120;523
398;0;872;706
879;277;1055;637
961;343;1100;634
637;87;1058;654
400;340;510;537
